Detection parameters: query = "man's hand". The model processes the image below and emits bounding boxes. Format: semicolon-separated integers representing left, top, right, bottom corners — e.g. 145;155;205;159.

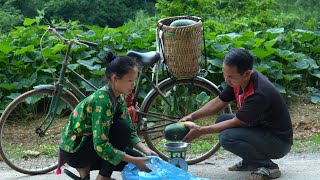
179;114;193;122
181;123;203;142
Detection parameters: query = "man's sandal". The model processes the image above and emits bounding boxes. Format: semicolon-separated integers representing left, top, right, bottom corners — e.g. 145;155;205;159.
247;167;281;180
228;161;258;171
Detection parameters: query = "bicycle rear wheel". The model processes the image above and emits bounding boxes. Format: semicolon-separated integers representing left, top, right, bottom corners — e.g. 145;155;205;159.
0;88;78;175
139;77;231;164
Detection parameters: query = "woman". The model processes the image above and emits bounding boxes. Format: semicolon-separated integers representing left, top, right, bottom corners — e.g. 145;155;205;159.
59;51;158;180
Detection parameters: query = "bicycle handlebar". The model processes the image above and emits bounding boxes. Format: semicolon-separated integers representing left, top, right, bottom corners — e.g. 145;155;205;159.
48;26;98;48
78;40;98;47
55;27;68;31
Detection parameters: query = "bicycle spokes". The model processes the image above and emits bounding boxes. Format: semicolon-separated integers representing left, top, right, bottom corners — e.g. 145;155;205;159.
140;78;228;164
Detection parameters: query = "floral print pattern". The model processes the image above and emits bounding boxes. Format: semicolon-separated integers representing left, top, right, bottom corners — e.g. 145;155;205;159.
60;84;140;165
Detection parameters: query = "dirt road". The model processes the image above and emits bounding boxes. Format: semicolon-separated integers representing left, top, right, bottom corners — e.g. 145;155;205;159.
1;152;319;180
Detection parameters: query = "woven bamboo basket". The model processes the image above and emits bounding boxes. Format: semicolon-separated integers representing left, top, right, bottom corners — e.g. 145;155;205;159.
157;16;203;78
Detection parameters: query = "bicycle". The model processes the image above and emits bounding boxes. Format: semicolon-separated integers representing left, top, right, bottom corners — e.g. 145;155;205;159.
0;25;231;175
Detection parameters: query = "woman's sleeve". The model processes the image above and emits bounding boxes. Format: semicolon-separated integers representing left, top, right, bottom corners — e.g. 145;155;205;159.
90;93;125;166
120;97;141;148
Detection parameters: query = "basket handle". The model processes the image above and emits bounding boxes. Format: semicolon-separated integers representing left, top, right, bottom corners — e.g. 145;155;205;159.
202;23;208;73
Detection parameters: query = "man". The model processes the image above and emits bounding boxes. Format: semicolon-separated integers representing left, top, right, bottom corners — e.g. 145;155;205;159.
181;48;293;180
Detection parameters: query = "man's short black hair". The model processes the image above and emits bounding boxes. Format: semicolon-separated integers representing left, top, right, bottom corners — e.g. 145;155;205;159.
223;48;253;75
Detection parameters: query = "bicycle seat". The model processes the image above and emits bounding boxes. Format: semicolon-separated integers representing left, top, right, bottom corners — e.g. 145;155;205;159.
126;51;161;66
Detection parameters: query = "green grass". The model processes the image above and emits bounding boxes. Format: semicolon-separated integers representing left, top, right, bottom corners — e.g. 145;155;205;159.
291;134;320;153
0;137;59;161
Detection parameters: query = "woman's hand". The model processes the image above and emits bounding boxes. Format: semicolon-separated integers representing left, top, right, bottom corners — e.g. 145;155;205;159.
132;157;152;172
143;148;158;156
134;142;159;157
123;154;151;172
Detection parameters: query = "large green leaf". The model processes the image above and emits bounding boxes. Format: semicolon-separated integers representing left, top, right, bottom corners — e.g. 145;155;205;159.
232;40;245;47
7;93;21;100
293;57;319;70
276;49;295;62
67;64;80;71
283;74;301;81
292;60;309;70
20;72;38;88
0;84;16;91
41;68;57;73
212;52;227;59
210;44;230;52
25;93;44;104
252;48;275;59
23;18;37;26
311;45;320;53
76;50;97;59
254;63;271;73
264;39;277;49
218;33;241;39
308;87;320;104
269;69;283;80
267;28;284;34
310;70;320;79
21;55;33;63
0;44;17;54
92;70;105;76
241;31;255;40
52;44;66;54
15;45;34;55
273;83;286;94
77;59;101;71
269;61;284;69
196;92;210;104
208;59;223;68
266;28;284;39
311;95;320;104
249;38;265;48
295;29;316;42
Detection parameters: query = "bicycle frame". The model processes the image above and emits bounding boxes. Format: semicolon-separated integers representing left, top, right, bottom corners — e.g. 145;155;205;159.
35;38;99;137
132;65;186;134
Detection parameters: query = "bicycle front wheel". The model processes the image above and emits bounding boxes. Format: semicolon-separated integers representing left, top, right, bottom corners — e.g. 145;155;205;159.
140;77;231;164
0;88;78;175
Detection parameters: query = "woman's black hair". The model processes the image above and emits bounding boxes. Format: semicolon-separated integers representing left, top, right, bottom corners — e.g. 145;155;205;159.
103;50;137;82
223;48;253;75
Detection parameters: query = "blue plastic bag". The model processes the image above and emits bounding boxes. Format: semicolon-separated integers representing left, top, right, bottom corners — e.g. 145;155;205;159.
121;156;208;180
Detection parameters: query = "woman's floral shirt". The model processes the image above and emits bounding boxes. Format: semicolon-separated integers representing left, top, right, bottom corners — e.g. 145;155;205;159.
60;84;140;165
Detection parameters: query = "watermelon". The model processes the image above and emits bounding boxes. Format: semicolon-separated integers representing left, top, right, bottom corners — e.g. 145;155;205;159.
170;19;197;27
163;122;194;141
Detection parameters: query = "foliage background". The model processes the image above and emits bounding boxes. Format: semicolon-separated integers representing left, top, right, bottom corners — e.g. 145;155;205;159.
0;0;319;112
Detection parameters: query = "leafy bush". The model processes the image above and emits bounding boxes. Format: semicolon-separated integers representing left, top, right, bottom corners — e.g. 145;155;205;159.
2;0;157;29
204;28;320;100
0;16;319;113
0;16;157;112
0;8;24;33
155;0;319;33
